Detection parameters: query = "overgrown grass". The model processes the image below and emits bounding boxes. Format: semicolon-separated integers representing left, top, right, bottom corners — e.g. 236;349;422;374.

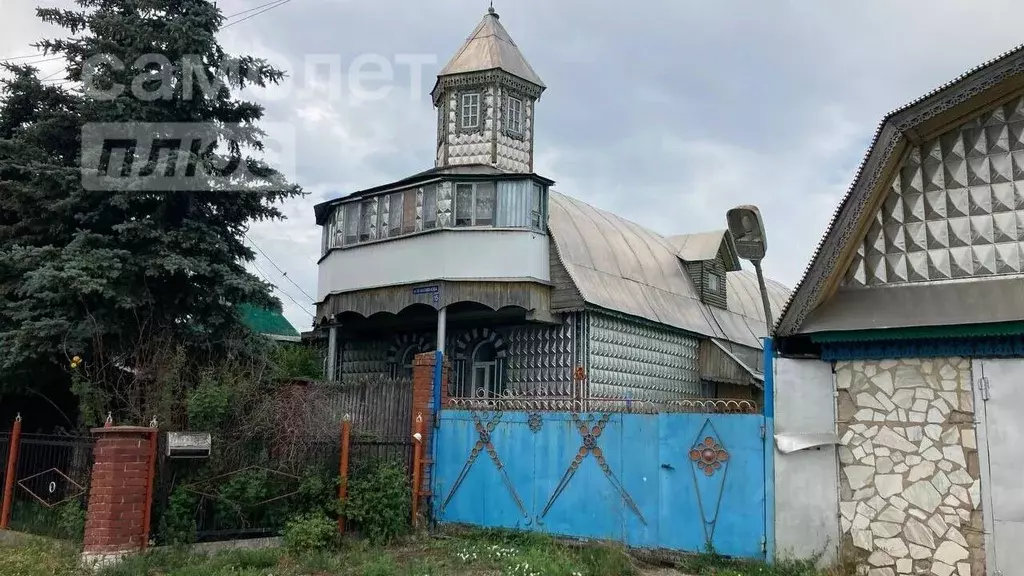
675;549;857;576
0;529;854;576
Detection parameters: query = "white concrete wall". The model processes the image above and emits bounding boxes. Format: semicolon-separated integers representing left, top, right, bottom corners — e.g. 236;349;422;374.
774;357;840;563
317;228;550;299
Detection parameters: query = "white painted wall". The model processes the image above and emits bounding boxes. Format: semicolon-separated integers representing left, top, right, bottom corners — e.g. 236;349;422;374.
774;357;839;563
317;228;550;299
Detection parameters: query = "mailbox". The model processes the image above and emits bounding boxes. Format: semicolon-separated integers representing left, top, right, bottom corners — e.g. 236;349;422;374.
167;432;212;459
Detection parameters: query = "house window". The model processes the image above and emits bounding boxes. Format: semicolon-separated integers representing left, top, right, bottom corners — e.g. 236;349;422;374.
393;345;418;380
506;96;522;134
707;273;721;293
460;93;480;129
358;199;374;241
343;203;359;245
388;193;403;237
471;342;502;398
531;183;544;229
454;182;496;227
422;186;437;229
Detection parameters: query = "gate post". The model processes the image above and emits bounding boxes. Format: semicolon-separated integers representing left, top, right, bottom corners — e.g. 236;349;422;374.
412;352;449;519
337;415;351;534
81;426;157;567
762;337;776;563
0;414;22;529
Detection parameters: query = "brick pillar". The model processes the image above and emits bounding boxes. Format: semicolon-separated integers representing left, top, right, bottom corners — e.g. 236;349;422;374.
411;352;449;514
82;427;156;566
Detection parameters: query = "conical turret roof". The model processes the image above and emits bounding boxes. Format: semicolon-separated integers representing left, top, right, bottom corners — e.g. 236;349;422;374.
437;7;545;89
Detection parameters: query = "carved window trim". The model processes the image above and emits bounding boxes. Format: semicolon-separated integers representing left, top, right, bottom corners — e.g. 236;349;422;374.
502;91;526;141
458;91;483;133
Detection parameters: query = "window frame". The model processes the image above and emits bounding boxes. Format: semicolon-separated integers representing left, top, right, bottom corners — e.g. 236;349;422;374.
454;182;497;227
505;95;523;135
707;272;721;294
460;92;481;130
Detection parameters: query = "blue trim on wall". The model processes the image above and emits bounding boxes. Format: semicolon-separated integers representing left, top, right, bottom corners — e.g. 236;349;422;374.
762;337;775;563
820;335;1024;361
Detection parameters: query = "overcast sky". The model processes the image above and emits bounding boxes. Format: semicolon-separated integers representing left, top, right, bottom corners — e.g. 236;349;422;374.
3;0;1024;332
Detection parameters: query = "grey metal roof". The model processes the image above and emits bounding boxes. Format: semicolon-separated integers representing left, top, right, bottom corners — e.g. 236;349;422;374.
800;277;1024;333
775;42;1024;337
666;230;741;271
548;191;790;349
437;7;545;88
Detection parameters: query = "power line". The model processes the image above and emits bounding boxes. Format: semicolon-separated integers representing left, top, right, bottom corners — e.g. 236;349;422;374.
223;0;290;19
244;232;316;304
251;260;314;318
39;68;65;81
0;52;44;63
221;0;294;29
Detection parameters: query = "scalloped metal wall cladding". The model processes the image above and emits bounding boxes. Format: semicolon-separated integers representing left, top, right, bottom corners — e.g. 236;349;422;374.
845;98;1024;287
504;319;575;396
588;313;701;400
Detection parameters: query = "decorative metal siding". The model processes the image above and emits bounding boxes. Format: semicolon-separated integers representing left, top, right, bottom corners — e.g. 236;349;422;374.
504;315;577;396
845;96;1024;287
587;312;701;399
495;86;533;173
437;181;453;227
338;338;391;381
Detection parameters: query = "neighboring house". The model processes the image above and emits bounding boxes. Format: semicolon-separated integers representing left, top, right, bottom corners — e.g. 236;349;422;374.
313;7;789;404
240;303;301;343
773;45;1024;576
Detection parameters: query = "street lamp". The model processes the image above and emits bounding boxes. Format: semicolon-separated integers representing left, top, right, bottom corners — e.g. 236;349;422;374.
726;205;773;335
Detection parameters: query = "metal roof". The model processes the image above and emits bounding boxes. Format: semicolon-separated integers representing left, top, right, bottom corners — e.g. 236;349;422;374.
548;191;790;348
775;42;1024;337
437;7;545;88
666;230;741;271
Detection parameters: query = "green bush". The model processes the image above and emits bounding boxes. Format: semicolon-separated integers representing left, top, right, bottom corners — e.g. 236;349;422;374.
282;512;338;554
159;486;198;545
55;501;86;541
340;461;410;545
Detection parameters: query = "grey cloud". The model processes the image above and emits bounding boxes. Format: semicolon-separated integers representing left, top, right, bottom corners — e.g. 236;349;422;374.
7;0;1024;331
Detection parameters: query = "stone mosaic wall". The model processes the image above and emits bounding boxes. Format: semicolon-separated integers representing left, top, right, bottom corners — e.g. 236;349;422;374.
836;357;983;576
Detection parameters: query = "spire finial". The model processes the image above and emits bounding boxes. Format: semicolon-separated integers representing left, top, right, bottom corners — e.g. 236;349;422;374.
487;2;497;17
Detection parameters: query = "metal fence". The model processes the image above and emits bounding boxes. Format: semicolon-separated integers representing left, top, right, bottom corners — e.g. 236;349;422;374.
2;433;94;541
147;431;415;545
150;436;340;544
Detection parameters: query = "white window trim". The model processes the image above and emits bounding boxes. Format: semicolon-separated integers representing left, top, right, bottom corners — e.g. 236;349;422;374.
506;96;523;134
461;93;480;129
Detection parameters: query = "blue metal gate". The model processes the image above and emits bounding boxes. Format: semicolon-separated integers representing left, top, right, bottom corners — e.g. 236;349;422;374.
433;409;767;558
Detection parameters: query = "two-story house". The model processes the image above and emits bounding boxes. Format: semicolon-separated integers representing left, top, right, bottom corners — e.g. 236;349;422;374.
313;7;789;406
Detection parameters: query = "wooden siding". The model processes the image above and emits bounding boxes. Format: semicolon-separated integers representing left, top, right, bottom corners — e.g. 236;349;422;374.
698;339;758;386
318;279;553;321
548;237;586;311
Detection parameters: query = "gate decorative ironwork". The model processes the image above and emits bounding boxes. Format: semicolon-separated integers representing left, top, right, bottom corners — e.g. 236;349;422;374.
539;413;644;525
0;430;95;541
440;411;529;524
434;407;767;558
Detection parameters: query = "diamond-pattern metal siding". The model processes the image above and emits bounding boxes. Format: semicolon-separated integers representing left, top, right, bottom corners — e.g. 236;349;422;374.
845;98;1024;286
505;319;574;396
587;313;701;400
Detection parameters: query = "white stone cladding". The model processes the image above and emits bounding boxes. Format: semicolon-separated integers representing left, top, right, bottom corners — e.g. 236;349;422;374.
836;357;984;576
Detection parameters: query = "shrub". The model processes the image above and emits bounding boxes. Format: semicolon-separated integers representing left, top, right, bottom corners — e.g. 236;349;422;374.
282;512;338;554
159;486;198;545
340;461;410;545
55;501;86;541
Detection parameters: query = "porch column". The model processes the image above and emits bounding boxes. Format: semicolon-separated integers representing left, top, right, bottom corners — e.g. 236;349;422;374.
326;325;338;382
436;306;447;354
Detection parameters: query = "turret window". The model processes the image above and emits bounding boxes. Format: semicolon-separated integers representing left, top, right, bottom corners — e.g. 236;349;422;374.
460;93;480;129
506;96;522;134
321;178;547;255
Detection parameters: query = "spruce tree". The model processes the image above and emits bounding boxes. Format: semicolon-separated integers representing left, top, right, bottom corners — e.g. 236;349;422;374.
0;0;302;405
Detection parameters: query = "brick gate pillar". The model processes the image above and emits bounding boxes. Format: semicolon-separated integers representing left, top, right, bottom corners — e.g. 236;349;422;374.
411;352;449;518
81;426;156;566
